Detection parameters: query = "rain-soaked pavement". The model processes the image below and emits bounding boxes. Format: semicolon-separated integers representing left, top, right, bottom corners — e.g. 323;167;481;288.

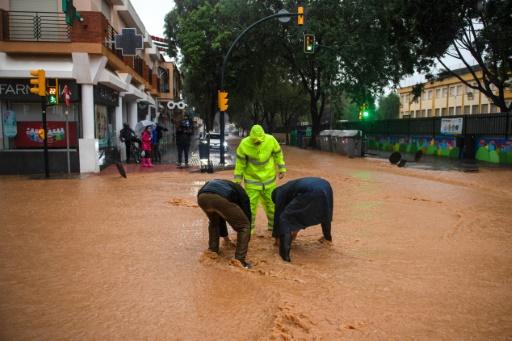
1;144;512;340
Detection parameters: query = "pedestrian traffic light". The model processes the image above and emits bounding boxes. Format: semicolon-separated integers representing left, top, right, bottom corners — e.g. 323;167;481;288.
218;90;228;112
29;69;46;96
47;79;59;106
304;34;315;54
297;6;304;25
358;103;369;120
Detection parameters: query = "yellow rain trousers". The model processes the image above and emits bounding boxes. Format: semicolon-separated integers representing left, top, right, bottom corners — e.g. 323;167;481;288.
234;125;286;234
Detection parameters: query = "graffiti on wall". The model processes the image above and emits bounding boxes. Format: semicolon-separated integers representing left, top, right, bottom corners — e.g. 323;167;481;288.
368;135;512;164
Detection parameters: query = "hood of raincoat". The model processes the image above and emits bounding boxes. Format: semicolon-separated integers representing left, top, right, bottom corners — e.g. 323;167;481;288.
249;125;266;143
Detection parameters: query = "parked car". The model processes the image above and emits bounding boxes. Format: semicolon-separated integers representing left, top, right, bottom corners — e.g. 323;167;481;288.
207;132;228;151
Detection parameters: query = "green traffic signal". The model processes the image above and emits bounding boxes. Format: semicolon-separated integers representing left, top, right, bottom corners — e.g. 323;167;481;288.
363;110;369;118
47;85;58;105
304;34;315;54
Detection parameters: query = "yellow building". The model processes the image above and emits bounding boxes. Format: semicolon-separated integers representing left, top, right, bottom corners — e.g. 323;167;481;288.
398;66;512;118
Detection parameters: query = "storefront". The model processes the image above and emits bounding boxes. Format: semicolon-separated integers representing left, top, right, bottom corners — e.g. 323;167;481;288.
0;78;81;174
93;84;120;169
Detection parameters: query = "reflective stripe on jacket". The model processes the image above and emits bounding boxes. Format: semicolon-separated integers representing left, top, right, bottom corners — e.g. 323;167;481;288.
234;134;286;188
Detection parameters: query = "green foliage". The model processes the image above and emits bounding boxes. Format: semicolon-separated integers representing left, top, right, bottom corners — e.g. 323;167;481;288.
164;0;511;142
376;93;400;120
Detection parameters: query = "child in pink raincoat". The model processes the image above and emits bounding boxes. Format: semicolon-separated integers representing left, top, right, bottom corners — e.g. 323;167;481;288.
141;126;153;167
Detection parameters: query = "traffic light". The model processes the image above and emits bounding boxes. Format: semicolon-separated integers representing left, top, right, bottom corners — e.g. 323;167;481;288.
30;69;46;97
218;90;228;112
297;6;304;25
47;79;59;106
62;0;81;25
358;103;369;120
304;34;315;54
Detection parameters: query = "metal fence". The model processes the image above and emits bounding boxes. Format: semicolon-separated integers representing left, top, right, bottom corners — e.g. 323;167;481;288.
7;11;70;42
339;113;512;138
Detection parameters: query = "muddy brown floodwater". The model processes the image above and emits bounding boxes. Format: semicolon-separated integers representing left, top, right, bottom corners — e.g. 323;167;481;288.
1;146;512;340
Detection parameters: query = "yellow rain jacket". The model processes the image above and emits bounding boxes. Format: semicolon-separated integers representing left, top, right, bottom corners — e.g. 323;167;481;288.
234;125;286;189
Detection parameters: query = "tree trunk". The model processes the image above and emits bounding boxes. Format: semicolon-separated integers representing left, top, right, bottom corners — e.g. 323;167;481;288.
309;96;321;148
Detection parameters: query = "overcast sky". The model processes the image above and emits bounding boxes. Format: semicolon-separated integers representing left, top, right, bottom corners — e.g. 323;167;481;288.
130;0;175;37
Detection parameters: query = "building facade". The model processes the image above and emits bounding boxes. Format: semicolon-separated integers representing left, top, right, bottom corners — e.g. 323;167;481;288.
398;67;512;119
0;0;181;174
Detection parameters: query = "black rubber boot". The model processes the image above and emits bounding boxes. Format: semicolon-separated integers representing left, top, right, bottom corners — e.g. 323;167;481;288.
279;233;292;262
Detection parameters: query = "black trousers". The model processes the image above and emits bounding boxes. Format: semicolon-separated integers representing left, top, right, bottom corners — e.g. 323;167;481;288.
177;143;190;164
124;142;131;163
279;221;332;262
152;143;161;162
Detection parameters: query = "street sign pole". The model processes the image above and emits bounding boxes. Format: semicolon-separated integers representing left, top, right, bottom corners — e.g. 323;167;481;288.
219;10;299;165
65;110;70;174
41;97;50;178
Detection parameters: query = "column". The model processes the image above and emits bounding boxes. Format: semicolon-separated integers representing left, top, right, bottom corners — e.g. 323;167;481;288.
78;84;100;173
128;100;138;131
81;84;94;139
115;94;124;160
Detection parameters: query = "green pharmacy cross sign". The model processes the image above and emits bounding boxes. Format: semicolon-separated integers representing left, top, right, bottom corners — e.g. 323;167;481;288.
115;28;144;56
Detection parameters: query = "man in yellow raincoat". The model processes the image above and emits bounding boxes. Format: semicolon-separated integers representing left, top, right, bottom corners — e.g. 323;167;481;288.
234;124;286;234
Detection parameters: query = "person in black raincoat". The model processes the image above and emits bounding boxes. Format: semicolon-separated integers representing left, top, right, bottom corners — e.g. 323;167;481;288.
272;177;333;262
197;179;253;268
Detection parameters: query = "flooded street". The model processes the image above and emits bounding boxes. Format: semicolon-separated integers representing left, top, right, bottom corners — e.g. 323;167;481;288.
1;146;512;340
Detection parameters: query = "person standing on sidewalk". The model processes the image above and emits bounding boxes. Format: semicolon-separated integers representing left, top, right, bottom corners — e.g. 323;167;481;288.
233;124;286;235
141;126;153;168
197;179;253;269
120;123;135;163
271;177;333;262
175;114;193;168
152;123;168;163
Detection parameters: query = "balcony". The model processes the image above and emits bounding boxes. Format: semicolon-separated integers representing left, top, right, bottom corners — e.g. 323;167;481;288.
1;11;70;42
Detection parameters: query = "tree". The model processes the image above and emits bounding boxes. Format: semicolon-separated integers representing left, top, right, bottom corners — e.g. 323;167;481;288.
383;0;512;112
435;0;512;112
376;93;400;120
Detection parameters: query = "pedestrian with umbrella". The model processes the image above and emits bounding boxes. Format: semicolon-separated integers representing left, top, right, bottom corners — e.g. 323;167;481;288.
136;120;156;168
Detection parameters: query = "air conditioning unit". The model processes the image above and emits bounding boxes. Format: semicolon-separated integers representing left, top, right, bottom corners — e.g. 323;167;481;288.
466;91;474;99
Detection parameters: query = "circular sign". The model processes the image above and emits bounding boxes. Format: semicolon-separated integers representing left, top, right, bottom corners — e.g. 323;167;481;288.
277;9;291;23
167;101;176;110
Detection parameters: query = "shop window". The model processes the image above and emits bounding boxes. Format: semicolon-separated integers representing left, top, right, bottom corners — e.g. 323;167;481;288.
1;102;80;150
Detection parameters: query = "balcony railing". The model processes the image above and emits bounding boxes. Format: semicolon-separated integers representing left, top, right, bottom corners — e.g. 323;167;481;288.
103;23;123;60
6;11;70;42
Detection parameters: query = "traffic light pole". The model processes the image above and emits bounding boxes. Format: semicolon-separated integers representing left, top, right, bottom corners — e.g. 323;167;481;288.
219;11;299;165
41;97;50;178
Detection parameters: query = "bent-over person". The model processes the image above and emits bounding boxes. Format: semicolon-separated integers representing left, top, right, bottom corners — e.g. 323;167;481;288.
272;177;333;262
197;179;252;268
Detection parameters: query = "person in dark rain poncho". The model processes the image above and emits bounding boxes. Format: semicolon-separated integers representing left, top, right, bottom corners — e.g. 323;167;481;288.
272;177;333;262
